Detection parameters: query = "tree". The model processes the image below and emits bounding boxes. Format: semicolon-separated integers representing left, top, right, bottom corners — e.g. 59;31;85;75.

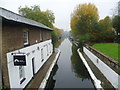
71;3;115;43
19;5;55;28
70;3;99;43
112;15;120;36
99;16;112;31
97;16;115;42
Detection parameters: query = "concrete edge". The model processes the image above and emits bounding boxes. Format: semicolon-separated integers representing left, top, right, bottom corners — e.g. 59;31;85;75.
39;49;61;89
77;48;103;90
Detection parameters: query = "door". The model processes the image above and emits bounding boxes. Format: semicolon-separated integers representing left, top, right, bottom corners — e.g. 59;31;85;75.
32;58;35;76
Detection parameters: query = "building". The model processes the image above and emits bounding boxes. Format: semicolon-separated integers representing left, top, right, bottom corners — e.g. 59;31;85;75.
0;7;53;88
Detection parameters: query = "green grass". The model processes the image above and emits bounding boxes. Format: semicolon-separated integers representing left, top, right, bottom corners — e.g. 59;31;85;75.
92;43;119;62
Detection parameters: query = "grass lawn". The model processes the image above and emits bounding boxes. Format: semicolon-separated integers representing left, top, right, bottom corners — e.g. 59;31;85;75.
92;43;119;62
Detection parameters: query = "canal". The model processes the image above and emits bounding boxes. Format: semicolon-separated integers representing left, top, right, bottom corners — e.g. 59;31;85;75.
46;38;95;89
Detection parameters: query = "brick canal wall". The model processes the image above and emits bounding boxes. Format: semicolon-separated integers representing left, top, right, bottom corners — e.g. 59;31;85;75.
83;46;120;89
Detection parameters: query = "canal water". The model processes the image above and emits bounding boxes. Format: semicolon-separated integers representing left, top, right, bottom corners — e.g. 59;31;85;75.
46;39;95;89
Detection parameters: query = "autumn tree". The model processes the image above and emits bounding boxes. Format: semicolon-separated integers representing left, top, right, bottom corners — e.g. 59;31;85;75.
70;3;99;43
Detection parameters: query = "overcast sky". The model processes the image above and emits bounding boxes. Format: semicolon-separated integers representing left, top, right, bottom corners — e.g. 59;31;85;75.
0;0;119;31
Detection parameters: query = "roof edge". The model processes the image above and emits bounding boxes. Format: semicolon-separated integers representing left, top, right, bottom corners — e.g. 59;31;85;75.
0;7;53;31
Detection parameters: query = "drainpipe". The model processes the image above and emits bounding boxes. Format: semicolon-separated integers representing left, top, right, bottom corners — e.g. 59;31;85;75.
0;61;2;89
0;14;3;89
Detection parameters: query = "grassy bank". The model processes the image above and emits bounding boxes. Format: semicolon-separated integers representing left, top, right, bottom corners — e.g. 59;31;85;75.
92;43;119;62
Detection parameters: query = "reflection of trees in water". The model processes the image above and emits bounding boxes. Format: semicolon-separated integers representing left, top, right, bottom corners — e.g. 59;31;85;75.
71;44;90;80
45;64;58;89
54;39;64;48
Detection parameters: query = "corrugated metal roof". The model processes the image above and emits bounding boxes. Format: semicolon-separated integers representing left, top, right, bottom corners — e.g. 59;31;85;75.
0;7;53;31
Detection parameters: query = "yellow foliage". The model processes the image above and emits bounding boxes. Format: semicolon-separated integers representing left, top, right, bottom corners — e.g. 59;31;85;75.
70;3;99;35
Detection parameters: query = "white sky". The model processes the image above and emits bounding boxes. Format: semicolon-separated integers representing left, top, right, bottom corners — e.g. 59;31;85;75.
0;0;119;31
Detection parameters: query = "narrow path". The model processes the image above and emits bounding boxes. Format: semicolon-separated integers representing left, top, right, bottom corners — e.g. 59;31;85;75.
25;51;58;88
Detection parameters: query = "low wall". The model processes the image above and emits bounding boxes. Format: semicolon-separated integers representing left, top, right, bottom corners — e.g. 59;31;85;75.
7;40;53;88
39;49;61;88
85;45;120;75
84;47;120;89
77;49;102;89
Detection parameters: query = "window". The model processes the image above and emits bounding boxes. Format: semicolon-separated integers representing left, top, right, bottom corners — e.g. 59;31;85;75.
23;31;29;45
47;32;49;40
97;59;99;63
48;32;51;40
19;66;25;84
41;48;44;62
49;43;51;53
40;30;43;41
47;45;49;56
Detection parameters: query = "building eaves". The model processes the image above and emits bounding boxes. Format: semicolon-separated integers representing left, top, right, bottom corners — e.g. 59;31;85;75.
0;7;53;31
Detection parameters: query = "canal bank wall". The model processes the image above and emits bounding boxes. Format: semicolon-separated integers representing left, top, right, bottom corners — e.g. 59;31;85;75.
83;47;120;89
77;49;103;89
39;49;61;89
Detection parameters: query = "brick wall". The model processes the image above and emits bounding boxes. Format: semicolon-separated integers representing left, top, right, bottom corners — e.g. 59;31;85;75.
3;26;24;52
3;22;52;52
42;29;51;41
2;24;24;87
29;27;41;45
29;27;52;46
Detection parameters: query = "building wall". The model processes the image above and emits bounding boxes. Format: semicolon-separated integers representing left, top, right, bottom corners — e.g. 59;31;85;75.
29;27;51;44
2;24;24;87
29;27;41;45
3;25;24;51
2;23;52;52
2;21;52;88
42;30;51;41
83;47;120;89
7;40;53;88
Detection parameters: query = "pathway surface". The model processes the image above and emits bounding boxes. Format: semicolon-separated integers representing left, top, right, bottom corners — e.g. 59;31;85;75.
25;51;58;89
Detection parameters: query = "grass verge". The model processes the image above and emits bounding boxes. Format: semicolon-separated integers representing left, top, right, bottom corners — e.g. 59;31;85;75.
92;43;119;62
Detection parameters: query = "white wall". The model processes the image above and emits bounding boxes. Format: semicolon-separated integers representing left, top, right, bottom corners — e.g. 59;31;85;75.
83;47;120;89
7;40;53;88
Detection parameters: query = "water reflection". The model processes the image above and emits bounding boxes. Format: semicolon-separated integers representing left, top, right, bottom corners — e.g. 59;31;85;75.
54;39;64;48
45;64;58;89
71;44;90;80
46;39;94;88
